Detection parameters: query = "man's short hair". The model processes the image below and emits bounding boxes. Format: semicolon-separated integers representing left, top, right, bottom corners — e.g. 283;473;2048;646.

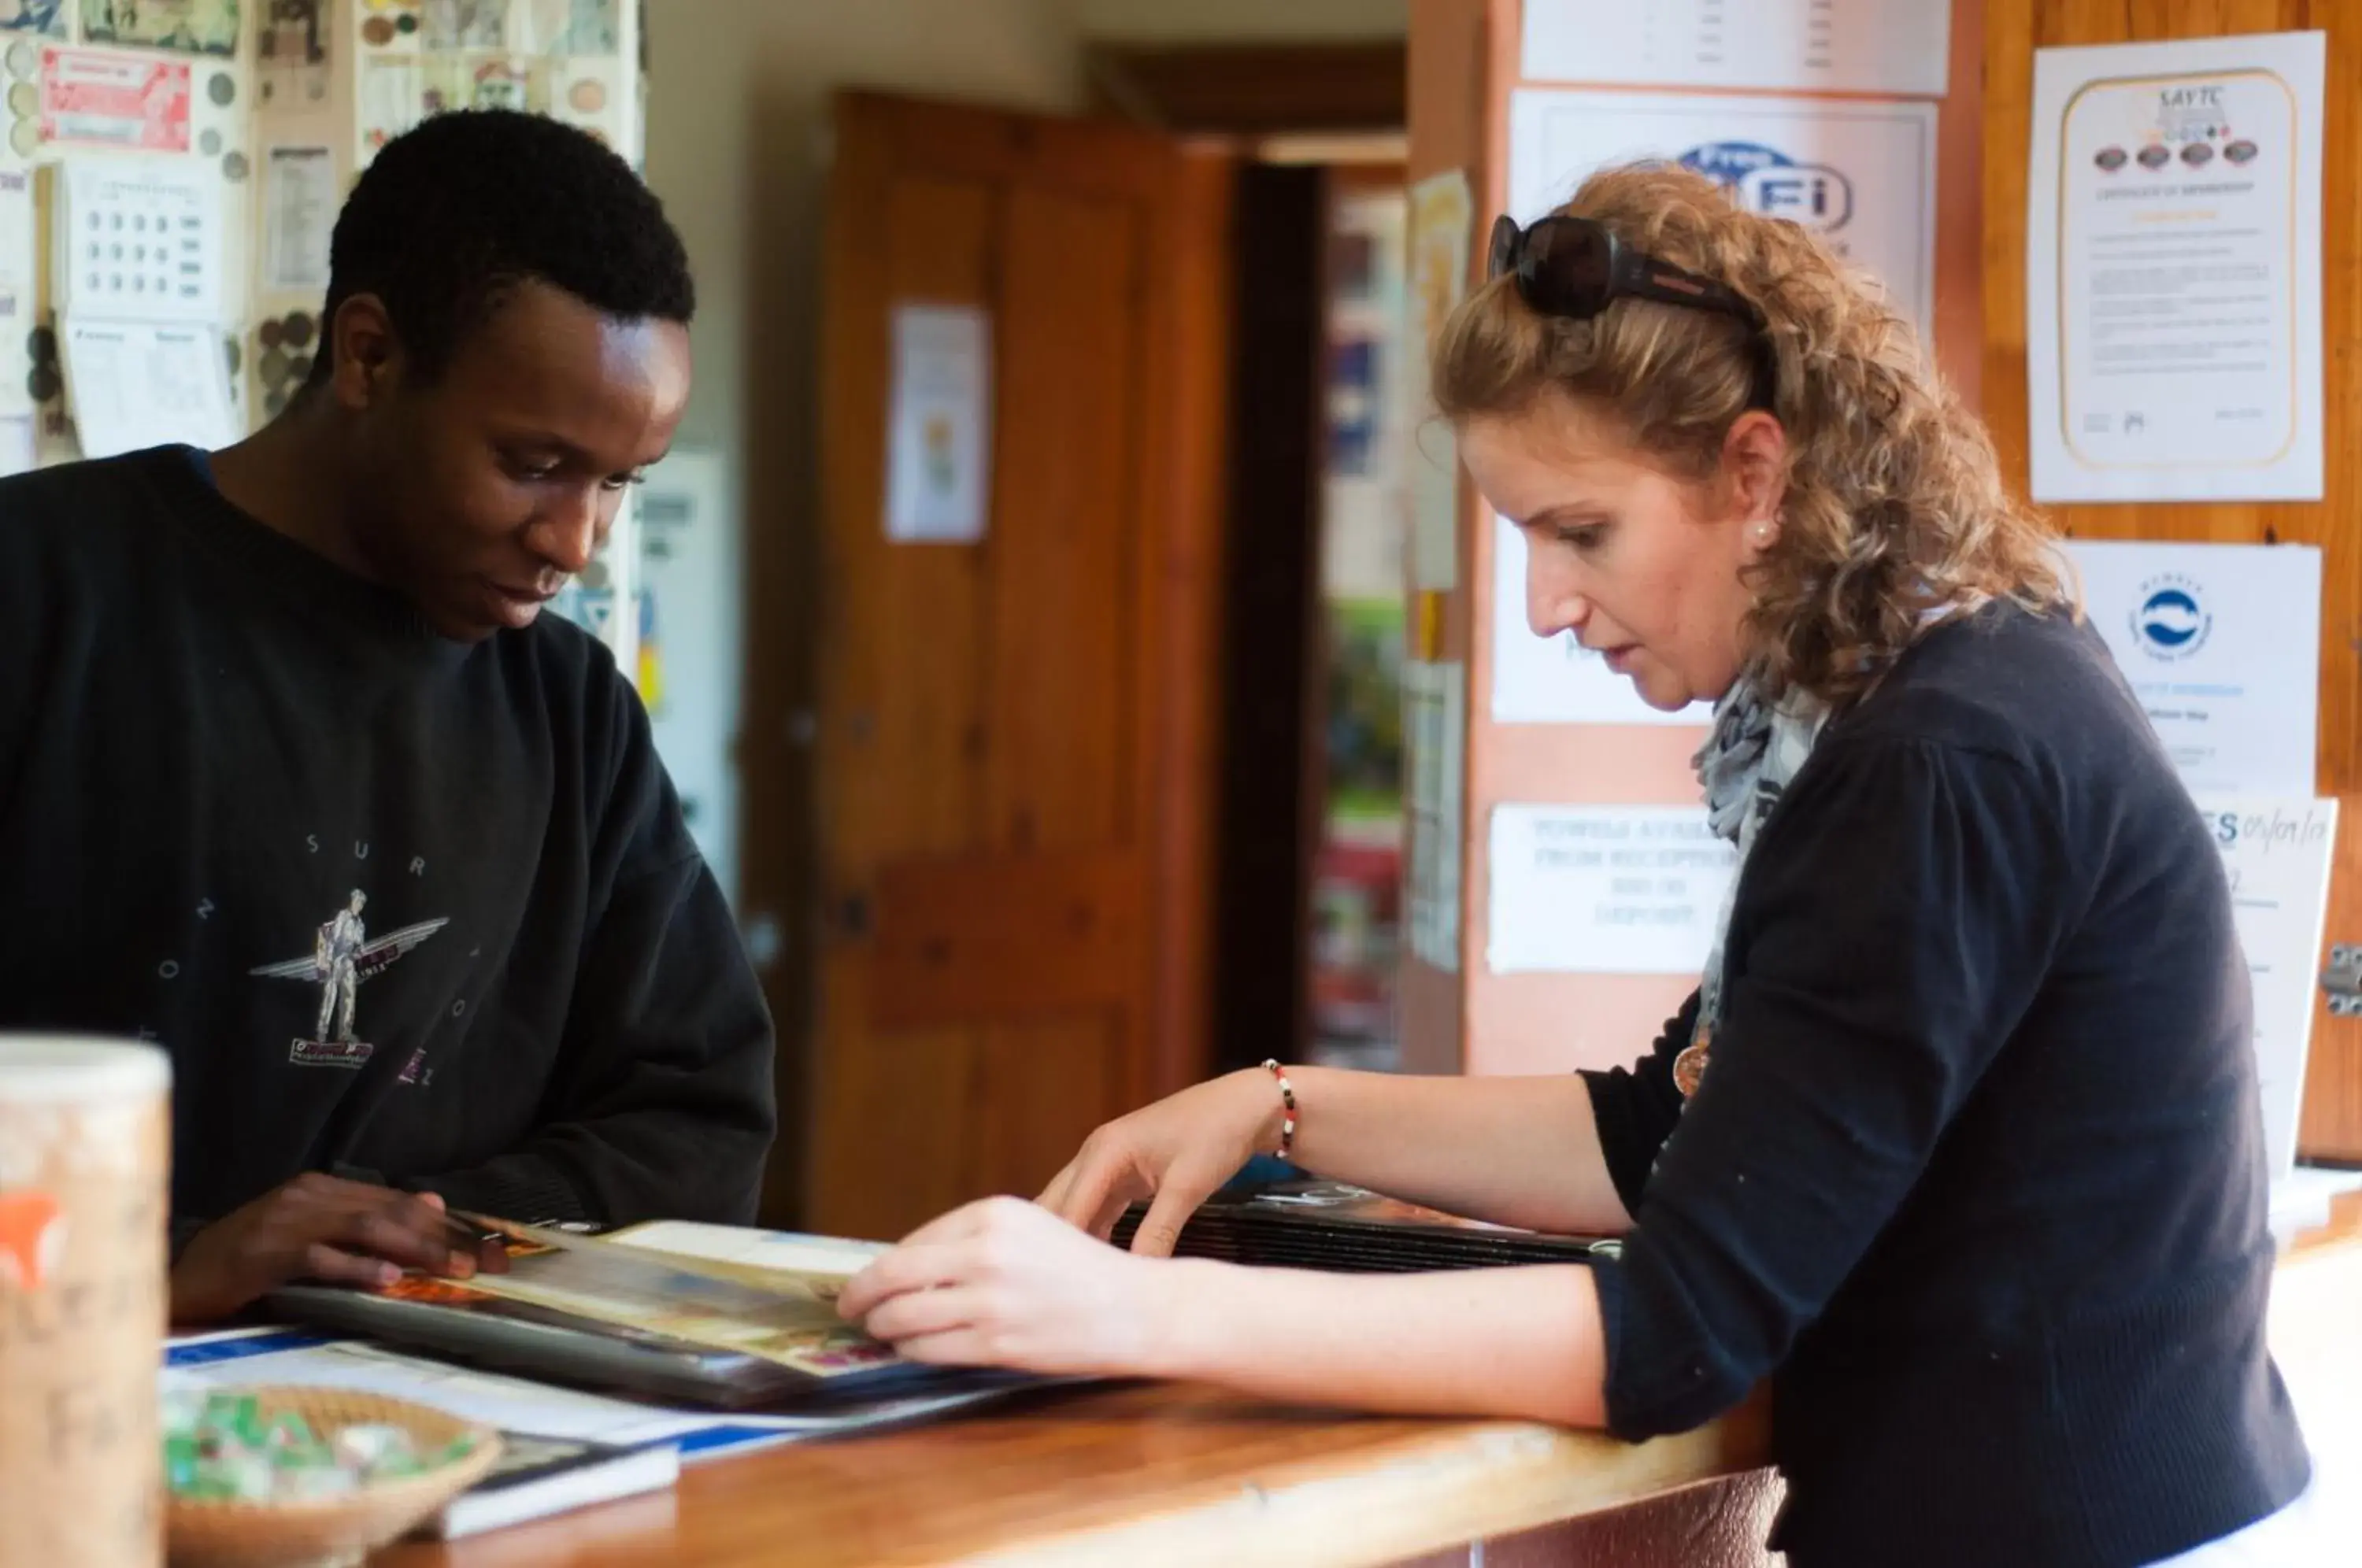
308;109;694;387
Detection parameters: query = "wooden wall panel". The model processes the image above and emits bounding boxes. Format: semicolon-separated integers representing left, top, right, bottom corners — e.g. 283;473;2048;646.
1398;0;1496;1078
1983;1;2362;1159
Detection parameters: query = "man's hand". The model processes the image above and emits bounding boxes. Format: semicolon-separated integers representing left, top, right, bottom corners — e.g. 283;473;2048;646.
169;1174;507;1325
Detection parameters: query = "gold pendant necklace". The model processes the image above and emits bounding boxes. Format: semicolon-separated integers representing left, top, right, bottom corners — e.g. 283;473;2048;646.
1672;1031;1712;1099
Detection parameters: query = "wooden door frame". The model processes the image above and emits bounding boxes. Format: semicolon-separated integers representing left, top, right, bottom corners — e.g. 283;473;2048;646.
1085;50;1413;1082
1205;163;1331;1079
801;92;1235;1222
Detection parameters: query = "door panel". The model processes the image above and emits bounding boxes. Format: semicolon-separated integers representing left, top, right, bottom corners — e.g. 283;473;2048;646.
815;1030;979;1244
972;1016;1127;1207
871;174;995;860
809;94;1231;1237
867;852;1143;1030
987;186;1142;852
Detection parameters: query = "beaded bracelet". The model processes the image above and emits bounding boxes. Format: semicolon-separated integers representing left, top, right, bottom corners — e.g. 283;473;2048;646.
1261;1058;1298;1159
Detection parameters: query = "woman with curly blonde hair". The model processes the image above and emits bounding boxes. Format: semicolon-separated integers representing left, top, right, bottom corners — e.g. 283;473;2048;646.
839;167;2316;1566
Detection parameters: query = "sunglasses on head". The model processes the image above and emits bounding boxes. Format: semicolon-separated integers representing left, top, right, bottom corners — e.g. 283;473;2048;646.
1487;213;1775;406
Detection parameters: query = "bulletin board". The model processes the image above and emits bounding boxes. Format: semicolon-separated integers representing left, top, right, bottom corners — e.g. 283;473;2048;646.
1981;0;2362;1162
0;0;648;667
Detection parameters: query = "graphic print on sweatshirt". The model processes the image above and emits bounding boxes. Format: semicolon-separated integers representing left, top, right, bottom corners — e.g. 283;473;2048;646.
249;886;450;1082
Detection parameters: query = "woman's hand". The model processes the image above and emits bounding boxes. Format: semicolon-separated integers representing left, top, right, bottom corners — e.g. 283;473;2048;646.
835;1196;1172;1377
838;1197;1612;1427
1035;1070;1283;1256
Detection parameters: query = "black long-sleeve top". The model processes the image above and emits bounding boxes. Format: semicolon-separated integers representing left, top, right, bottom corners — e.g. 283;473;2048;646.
1579;604;2308;1567
0;447;776;1244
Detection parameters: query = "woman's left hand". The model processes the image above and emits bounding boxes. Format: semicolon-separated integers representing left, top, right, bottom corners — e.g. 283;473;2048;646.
836;1196;1172;1378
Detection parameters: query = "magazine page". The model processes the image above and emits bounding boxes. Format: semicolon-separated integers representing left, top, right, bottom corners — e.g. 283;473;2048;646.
459;1214;869;1304
441;1214;894;1378
602;1220;890;1289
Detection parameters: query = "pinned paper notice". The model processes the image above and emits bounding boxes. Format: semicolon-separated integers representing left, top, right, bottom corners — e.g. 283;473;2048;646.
1487;804;1734;974
2192;795;2337;1184
883;304;993;544
2026;31;2327;501
61;316;237;458
264;146;335;293
55;155;226;324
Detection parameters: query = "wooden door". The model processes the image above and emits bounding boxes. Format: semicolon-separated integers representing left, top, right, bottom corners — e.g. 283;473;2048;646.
1983;2;2362;1158
806;93;1233;1241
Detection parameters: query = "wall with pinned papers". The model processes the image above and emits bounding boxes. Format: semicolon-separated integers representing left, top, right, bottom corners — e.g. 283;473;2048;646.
0;0;647;664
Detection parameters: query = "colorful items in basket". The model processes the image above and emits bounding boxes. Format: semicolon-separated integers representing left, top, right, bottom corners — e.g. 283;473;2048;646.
163;1390;484;1503
162;1385;502;1568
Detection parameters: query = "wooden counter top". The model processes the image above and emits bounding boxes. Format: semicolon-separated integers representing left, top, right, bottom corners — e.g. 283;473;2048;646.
370;1187;2362;1567
2290;1185;2362;1257
379;1381;1770;1568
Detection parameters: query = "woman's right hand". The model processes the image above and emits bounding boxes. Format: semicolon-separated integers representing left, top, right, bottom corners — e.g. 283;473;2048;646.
1036;1069;1286;1256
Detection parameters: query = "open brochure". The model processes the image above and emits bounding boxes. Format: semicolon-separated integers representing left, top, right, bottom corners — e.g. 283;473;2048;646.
435;1215;895;1379
265;1216;1074;1409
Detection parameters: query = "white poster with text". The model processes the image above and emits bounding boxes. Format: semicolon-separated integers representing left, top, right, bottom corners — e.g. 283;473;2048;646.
2192;794;2336;1182
2064;539;2318;795
1520;1;1952;98
1487;804;1734;974
2027;31;2326;501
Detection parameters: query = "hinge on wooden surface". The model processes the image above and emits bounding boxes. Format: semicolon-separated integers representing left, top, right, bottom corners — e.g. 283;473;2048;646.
2321;945;2362;1015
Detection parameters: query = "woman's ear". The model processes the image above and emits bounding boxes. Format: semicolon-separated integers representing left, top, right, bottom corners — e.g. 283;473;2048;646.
1722;410;1789;527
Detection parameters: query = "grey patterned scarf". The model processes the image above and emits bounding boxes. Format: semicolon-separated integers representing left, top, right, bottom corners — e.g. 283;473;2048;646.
1673;672;1830;1097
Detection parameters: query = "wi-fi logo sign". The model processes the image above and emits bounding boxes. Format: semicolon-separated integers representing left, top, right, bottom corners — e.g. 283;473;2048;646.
1678;142;1855;233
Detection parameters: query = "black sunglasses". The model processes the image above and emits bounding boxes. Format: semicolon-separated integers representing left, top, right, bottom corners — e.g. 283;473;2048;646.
1488;213;1775;405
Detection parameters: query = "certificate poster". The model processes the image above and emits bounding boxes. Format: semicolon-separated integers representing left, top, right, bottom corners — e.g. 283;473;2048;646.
1501;90;1934;725
1520;0;1951;98
1486;804;1734;974
2027;31;2326;502
2190;795;2336;1182
2063;539;2318;795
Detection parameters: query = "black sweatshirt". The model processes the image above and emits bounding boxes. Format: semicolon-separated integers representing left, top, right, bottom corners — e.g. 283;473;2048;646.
0;446;776;1242
1579;604;2308;1566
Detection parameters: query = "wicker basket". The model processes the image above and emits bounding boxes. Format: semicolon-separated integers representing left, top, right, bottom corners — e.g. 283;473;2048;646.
165;1385;502;1568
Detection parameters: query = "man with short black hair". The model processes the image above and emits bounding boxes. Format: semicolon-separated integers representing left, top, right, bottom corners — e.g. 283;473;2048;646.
0;110;776;1322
